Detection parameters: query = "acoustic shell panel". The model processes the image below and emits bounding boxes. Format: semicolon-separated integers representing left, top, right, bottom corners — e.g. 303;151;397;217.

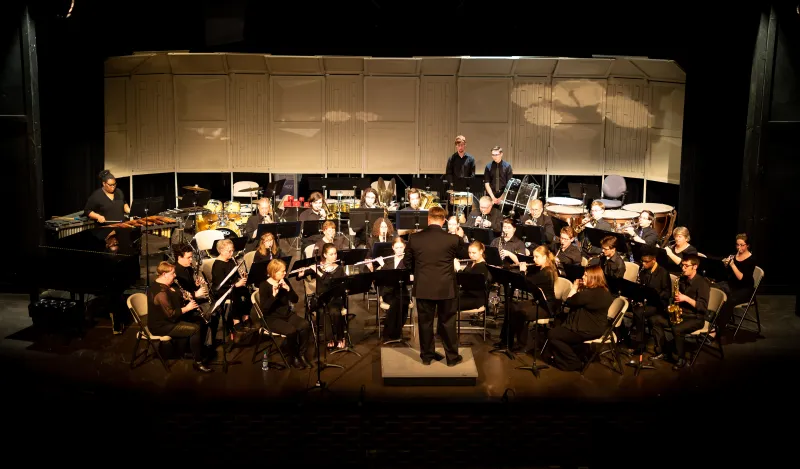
104;77;133;177
604;78;649;178
512;78;551;174
132;75;175;172
269;76;325;172
230;74;269;171
458;78;512;170
326;75;364;172
419;76;457;173
364;77;418;173
647;83;684;183
174;75;230;171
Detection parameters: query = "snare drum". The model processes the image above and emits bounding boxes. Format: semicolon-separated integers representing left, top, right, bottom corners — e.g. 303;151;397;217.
224;200;241;214
204;199;222;214
449;191;472;207
602;209;639;230
622;203;676;244
546;197;583;207
545;205;587;229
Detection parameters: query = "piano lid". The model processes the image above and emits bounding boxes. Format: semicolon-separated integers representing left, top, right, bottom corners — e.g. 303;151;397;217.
40;226;141;256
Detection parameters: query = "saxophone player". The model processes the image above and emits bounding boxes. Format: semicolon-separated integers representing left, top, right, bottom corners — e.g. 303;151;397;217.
211;239;251;339
650;255;711;370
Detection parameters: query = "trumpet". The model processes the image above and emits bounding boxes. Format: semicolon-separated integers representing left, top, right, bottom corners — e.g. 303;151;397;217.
573;214;594;233
617;220;640;234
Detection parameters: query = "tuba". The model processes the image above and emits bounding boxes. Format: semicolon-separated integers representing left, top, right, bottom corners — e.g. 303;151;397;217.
667;276;683;324
418;190;442;209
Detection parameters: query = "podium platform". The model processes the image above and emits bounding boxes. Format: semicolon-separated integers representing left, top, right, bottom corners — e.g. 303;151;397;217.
380;347;478;386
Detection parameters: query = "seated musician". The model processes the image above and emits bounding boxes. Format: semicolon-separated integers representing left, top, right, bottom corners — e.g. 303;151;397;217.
490;218;526;266
258;259;310;369
299;192;328;222
455;240;491;310
553;226;582;272
545;265;614;372
664;226;698;265
254;231;283;264
465;196;503;233
84;169;130;224
447;216;469;244
403;188;425;211
625;210;659;246
148;261;212;372
499;246;560;351
650;255;711;370
211;239;251;337
581;200;615;258
373;237;411;342
626;253;671;352
589;235;626;280
173;243;210;312
715;233;757;327
299;243;346;349
367;217;394;252
519;199;555;245
313;220;350;256
244;198;274;252
361;187;382;209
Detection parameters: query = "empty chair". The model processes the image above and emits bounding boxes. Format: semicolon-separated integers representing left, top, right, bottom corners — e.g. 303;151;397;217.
597;175;627;209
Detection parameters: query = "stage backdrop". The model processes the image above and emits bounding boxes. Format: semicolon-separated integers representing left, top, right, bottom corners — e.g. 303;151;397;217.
104;54;684;184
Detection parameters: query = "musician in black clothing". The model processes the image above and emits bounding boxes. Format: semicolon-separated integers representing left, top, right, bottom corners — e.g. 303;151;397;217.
367;217;394;252
715;233;757;327
300;243;346;349
553;226;582;273
374;237;411;341
581;200;615;257
664;226;698;265
244;198;274;252
483;146;513;205
211;239;251;337
299;192;328;222
253;231;283;264
313;220;350;255
148;262;212;372
445;135;476;184
625;210;659;246
84;169;130;223
258;259;310;369
590;235;626;280
627;254;671;350
490;218;526;266
455;241;491;311
465;196;503;233
520;199;555;245
650;255;711;370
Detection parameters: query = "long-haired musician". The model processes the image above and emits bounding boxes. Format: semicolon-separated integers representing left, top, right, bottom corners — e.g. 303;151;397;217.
299;192;327;222
211;239;251;336
258;259;310;369
254;231;283;264
519;199;555;245
715;233;757;328
300;243;346;350
367;217;395;251
375;237;410;341
664;226;697;265
360;187;381;209
650;255;711;370
244;198;274;252
455;241;491;311
148;262;212;372
84;169;130;224
545;265;614;371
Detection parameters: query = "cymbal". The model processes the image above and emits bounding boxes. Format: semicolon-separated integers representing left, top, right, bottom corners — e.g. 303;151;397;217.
241;186;262;192
182;185;210;192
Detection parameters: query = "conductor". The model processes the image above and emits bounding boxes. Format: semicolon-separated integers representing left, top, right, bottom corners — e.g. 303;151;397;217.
403;206;464;366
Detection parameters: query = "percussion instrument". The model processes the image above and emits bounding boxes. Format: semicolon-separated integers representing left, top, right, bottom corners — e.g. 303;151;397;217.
545;205;586;230
546;197;583;207
224;201;241;214
622;203;676;245
501;178;540;217
195;213;218;232
449;191;473;207
204;199;222;214
182;184;210;192
602;209;639;230
210;220;242;238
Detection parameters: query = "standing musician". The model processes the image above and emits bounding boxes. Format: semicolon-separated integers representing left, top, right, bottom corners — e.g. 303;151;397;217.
581;201;615;258
367;217;394;252
404;206;464;366
253;231;283;264
664;227;697;265
299;192;328;222
211;239;251;337
244;198;274;252
626;253;671;352
313;220;350;256
445;135;476;184
519;199;555;245
553;227;582;272
625;210;659;246
360;187;382;209
500;246;560;351
490;218;527;267
484;146;513;206
148;262;213;372
715;233;757;328
589;235;626;280
465;196;503;233
299;243;346;350
650;255;711;370
258;259;310;369
545;265;614;372
85;169;130;223
373;237;410;342
447;216;469;244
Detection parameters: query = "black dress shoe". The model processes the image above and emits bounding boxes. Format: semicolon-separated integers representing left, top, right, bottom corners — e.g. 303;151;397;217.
291;357;307;370
650;353;668;361
433;352;445;361
447;355;464;367
672;359;687;371
422;358;433;366
193;362;213;373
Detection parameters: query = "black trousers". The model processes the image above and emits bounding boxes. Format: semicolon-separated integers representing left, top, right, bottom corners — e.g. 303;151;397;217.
320;301;344;342
500;300;561;350
651;316;704;358
630;304;662;345
546;326;598;371
716;282;753;328
168;322;203;362
224;287;252;331
417;298;459;362
382;289;410;340
266;314;310;358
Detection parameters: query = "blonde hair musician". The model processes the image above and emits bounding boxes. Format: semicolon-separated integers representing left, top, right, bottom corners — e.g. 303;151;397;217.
254;231;282;264
211;238;251;340
258;259;310;369
455;241;491;312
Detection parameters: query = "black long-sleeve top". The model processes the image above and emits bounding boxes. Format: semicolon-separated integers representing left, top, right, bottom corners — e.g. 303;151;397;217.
254;248;283;265
563;288;614;337
314;265;346;307
211;258;242;292
553;243;582;267
728;255;757;291
677;274;711;322
445;152;476;181
258;280;299;320
518;214;556;244
466;207;503;233
84;188;126;221
639;263;672;309
460;261;490;302
147;282;184;336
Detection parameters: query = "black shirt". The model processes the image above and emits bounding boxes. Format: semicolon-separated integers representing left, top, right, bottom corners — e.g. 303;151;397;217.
729;255;757;291
564;288;614;337
483;160;513;196
678;274;711;321
147;282;184;336
634;226;659;247
465;207;503;233
258;280;299;320
84;188;126;221
639;263;672;309
518;214;556;244
445;152;476;181
554;243;582;267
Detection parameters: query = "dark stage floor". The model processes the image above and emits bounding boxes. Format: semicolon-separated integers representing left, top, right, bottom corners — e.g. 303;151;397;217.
2;271;797;466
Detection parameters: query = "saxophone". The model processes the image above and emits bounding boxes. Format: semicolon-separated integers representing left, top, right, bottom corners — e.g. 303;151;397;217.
667;276;683;324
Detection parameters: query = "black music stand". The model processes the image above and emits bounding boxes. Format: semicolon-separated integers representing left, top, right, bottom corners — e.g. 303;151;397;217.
486;265;527;361
412;177;445;197
654;246;682;274
583;228;628;255
517;225;546;247
456;272;488;346
371;242;393;258
308;283;346;394
287;257;317;279
247;255;292;287
178;190;211;208
265;179;285;217
329;273;373;357
350;208;385;232
568;182;601;205
550;216;567;237
337;248;368;270
308;177;370;197
514;284;551;378
256;221;301;248
372;268;413;346
452;177;485;196
609;277;663;376
698;257;728;283
301;219;324;240
562;264;585;282
131;196;165;288
397;210;429;232
484;246;504;268
207;284;235;372
208;236;247;257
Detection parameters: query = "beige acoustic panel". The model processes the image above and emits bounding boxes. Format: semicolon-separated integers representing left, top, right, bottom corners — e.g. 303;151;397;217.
512;78;551;174
225;54;269;73
132;75;175;171
419;76;457;173
549;123;604;175
168;53;227;74
552;78;606;124
270;76;325;172
418;57;461;76
513;58;557;77
326;76;364;172
458;58;515;76
607;59;647;78
133;54;173;75
647;131;681;184
604;79;649;177
267;56;324;75
364;58;420;76
459;123;510;171
650;83;685;133
104;77;132;176
364;77;418;173
105;55;152;77
322;56;366;74
631;59;686;83
458;78;511;123
230;74;269;170
553;58;613;77
173;75;230;171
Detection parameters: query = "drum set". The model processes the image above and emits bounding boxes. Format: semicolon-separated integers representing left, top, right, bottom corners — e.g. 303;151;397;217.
186;184;263;238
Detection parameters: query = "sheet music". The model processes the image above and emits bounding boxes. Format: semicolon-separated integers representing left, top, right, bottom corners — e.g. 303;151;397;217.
216;258;244;291
211;285;234;313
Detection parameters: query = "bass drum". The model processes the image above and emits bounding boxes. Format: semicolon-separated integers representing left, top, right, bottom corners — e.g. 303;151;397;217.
195;213;218;232
501;178;540;218
210;221;242;238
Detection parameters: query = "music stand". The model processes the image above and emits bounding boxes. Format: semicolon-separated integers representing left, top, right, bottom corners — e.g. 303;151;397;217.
301;220;324;240
397;210;429;232
583;227;629;255
550;217;567;237
514;284;551;378
178;190;211;208
308;281;346;394
461;226;494;246
287;257;317;279
562;264;585;282
372;269;413;346
265;179;285;217
486;266;525;360
329;273;373;356
337;248;369;271
308;177;371;197
412;177;445;197
698;257;728;283
516;224;546;247
484;246;504;268
131;196;165;288
456;272;487;346
568;182;601;205
257;221;301;247
452;177;485;195
608;277;663;376
371;242;393;258
349;208;384;232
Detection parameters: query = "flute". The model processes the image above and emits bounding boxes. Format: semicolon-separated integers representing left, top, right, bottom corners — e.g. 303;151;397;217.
351;255;396;267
